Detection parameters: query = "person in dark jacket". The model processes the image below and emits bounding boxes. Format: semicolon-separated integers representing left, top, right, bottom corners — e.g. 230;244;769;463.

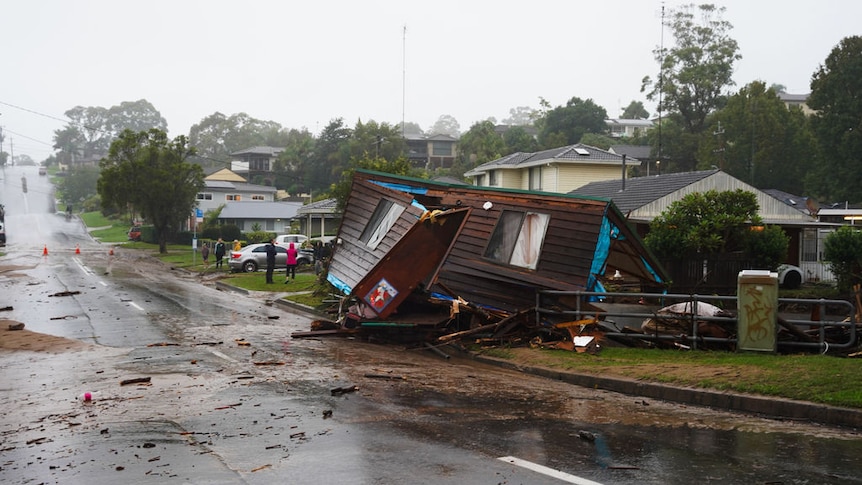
265;239;277;283
214;238;227;269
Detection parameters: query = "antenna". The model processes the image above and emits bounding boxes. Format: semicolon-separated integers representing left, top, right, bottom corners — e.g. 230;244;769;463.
657;2;665;173
401;24;407;138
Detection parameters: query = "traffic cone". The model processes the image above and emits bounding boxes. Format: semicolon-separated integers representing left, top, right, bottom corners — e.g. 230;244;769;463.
43;245;48;256
109;247;114;256
75;244;80;255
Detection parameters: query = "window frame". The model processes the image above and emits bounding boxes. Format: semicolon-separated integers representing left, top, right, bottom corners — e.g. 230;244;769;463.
483;209;550;270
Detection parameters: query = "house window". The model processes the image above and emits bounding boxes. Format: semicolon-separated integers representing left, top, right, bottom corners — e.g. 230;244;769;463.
476;174;485;186
528;166;542;191
431;142;451;156
226;194;241;201
265;220;275;231
197;193;213;200
360;199;405;250
484;210;549;269
251;194;265;201
488;170;498;186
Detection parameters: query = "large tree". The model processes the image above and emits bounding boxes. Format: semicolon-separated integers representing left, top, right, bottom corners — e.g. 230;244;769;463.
98;129;203;253
537;97;607;148
428;115;461;137
188;112;287;166
56;100;167;160
698;81;815;194
805;36;862;203
621;100;649;120
642;3;741;171
458;120;506;169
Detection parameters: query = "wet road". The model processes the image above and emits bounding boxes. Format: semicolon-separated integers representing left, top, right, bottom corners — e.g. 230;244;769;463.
2;164;862;484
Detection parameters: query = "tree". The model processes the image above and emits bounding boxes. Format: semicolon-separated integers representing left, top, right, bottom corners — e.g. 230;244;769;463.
57;100;167;159
502;126;538;153
428;115;461;137
399;121;424;135
698;81;815;194
642;3;741;171
458;120;506;169
823;226;862;293
645;189;762;257
188;112;286;166
98;129;204;253
305;118;352;195
349;120;406;162
621;101;649;119
501;106;538;126
59;165;100;209
330;156;419;212
537;97;607;148
805;36;862;203
579;133;617;151
274;128;316;195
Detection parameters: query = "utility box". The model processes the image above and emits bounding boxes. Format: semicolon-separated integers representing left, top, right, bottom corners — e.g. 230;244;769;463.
737;270;778;352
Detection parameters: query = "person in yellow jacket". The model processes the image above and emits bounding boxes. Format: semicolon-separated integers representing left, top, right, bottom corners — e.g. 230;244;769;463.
233;239;242;252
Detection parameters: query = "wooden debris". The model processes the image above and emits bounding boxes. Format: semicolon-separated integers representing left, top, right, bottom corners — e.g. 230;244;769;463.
120;377;151;386
253;361;285;366
8;322;24;331
331;385;358;396
0;306;12;312
251;464;272;472
364;373;405;380
146;342;180;347
214;403;242;410
49;291;81;297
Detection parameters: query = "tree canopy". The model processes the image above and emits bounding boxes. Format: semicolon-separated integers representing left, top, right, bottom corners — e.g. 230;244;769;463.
806;36;862;203
642;3;741;171
538;97;607;148
98;129;204;253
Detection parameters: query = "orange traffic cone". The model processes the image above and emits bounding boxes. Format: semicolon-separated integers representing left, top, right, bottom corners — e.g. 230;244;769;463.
43;245;48;256
75;244;80;255
109;247;114;256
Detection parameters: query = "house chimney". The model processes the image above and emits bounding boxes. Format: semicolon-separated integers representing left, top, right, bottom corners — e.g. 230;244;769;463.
620;154;626;191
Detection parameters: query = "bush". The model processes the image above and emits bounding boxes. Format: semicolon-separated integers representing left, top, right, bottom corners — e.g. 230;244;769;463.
823;226;862;293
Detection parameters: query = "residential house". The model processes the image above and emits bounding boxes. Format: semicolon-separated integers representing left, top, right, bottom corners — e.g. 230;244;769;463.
218;201;303;233
605;118;653;138
404;133;458;169
196;179;278;215
229;146;284;184
778;91;816;116
327;170;667;316
465;143;640;193
296;198;341;239
572;169;837;285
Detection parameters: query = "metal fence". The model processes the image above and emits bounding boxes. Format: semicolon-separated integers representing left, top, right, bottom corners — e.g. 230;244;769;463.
536;290;858;353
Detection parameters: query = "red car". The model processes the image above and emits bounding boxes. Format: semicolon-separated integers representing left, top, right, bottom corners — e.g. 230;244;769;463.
127;226;142;241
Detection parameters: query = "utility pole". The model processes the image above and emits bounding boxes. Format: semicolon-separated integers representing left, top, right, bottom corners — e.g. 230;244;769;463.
401;25;407;138
713;121;725;169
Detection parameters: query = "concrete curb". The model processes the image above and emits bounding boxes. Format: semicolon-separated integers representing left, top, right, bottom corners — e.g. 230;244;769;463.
465;352;862;430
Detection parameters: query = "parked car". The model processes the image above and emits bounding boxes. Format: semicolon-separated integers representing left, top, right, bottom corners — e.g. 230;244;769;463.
228;243;313;273
38;166;47;176
275;234;308;246
127;226;142;241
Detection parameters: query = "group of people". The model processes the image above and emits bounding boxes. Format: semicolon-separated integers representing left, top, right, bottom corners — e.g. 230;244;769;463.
201;238;229;269
264;239;299;284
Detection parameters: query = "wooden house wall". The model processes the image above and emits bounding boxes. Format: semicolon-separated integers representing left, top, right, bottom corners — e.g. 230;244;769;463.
327;179;423;292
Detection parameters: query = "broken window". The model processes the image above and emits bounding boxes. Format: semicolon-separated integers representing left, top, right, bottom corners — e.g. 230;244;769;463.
360;199;405;250
484;210;549;269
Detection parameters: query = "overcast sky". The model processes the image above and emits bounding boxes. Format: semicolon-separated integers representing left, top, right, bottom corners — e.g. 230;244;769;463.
2;0;859;162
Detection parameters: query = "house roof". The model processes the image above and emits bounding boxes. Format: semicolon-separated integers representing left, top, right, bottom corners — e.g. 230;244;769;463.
230;146;284;157
204;180;278;193
762;189;817;215
605;118;654;127
464;143;639;176
218;201;303;219
297;198;339;215
205;168;247;182
571;170;718;213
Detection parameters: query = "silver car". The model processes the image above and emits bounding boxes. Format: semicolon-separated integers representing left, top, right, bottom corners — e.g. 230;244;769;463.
228;243;312;273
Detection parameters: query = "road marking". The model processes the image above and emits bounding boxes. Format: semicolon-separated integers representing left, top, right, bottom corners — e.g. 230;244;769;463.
497;456;604;485
72;257;95;275
129;301;144;311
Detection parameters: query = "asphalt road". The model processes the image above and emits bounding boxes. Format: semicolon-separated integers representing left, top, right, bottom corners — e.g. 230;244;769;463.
2;164;862;485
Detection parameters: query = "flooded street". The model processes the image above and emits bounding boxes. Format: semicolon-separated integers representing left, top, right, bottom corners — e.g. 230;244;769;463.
2;164;862;484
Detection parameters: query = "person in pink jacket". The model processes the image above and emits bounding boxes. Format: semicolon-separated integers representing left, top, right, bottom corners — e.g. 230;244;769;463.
284;242;298;283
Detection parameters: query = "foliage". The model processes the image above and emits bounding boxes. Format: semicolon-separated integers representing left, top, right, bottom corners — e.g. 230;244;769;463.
458;120;506;169
349;120;406;163
805;36;862;203
273;128;316;194
579;133;617;151
305;118;353;195
53;100;167;164
645;189;761;258
621;100;650;119
743;224;790;270
823;226;862;292
642;3;741;170
187;112;290;167
698;81;815;194
501;106;539;126
538;97;608;148
58;165;100;207
98;129;204;253
428;114;461;137
245;230;274;244
331;156;419;212
501;125;538;153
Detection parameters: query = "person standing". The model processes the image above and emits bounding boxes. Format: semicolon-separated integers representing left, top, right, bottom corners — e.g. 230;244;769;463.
214;238;226;269
233;239;242;252
265;238;277;284
284;242;298;283
201;242;210;267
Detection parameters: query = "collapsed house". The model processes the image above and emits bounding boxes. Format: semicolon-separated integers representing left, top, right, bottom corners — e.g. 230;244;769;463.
293;170;669;348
